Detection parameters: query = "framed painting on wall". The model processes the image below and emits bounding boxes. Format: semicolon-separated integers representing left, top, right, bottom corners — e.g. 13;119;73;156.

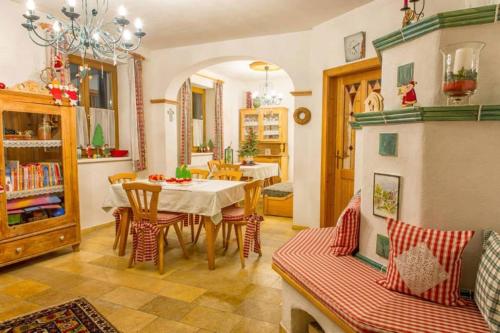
373;173;400;219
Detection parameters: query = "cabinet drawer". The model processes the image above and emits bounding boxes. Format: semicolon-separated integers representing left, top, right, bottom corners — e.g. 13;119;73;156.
0;227;77;265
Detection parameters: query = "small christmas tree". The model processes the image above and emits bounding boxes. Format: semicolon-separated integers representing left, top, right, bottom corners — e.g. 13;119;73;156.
239;127;259;161
92;124;105;155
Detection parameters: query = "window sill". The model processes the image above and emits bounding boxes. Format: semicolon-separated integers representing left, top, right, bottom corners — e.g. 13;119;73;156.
192;152;213;157
78;157;132;165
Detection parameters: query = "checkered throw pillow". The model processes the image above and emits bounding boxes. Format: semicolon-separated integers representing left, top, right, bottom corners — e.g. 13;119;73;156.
330;191;361;256
378;219;474;306
475;230;499;332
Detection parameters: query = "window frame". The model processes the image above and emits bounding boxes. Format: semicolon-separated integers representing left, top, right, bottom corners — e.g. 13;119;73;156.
68;54;119;148
191;86;206;151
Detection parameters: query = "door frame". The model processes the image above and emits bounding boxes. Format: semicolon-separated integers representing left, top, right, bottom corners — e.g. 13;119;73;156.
320;58;381;228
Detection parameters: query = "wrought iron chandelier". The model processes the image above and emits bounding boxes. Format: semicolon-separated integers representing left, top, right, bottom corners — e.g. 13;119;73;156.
250;61;283;107
21;0;146;63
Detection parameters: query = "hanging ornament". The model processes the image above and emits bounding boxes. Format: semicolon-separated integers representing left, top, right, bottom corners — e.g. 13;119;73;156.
48;79;63;105
65;83;79;106
76;64;92;83
53;53;64;72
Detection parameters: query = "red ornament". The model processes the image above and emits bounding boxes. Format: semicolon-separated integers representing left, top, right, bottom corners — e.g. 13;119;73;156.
48;79;63;105
65;84;79;106
53;54;64;72
0;83;5;89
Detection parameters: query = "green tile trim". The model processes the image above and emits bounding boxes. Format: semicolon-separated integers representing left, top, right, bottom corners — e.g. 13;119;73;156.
373;5;499;55
354;252;387;272
352;105;500;128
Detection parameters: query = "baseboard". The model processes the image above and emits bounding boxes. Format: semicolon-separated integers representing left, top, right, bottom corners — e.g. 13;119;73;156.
81;221;114;235
291;224;309;231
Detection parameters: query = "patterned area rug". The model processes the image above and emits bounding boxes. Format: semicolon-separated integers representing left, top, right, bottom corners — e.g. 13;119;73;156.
0;298;118;333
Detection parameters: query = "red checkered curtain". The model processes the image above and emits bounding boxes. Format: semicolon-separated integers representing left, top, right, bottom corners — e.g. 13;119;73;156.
177;79;192;165
133;59;147;171
213;81;224;160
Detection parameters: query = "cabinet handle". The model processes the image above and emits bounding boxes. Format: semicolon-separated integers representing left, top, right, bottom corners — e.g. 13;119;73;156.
59;235;65;241
15;247;22;254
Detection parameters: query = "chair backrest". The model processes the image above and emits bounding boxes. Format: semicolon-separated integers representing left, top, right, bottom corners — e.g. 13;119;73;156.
219;163;241;172
189;168;209;179
212;170;243;181
207;160;222;172
122;182;161;224
244;180;264;215
108;172;137;185
269;176;282;186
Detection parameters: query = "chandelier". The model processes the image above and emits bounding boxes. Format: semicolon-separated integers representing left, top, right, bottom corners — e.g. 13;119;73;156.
250;61;283;106
21;0;146;63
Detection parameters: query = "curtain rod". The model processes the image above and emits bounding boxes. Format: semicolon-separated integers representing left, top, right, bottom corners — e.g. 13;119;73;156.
193;73;224;84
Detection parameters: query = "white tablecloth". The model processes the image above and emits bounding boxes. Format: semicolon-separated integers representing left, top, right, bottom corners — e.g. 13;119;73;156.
240;162;279;180
102;179;245;224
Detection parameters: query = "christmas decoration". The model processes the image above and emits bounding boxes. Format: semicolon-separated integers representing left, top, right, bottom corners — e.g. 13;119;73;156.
48;79;63;105
92;124;105;157
0;83;5;89
399;80;417;108
53;53;64;72
65;84;79;106
239;127;259;165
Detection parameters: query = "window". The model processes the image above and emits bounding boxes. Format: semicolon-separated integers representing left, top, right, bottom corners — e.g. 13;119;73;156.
192;86;206;151
69;55;119;148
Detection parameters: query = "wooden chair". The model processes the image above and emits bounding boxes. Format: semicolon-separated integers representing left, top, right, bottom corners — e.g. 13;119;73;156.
108;172;137;250
219;164;241;171
212;170;243;181
189;168;209;179
207;160;222;172
222;180;264;268
122;182;189;274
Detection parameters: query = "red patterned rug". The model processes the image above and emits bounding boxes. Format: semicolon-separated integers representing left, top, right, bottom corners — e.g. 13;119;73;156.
0;298;118;333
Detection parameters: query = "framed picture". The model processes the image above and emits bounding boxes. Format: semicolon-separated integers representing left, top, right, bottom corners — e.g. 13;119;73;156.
344;32;366;63
373;173;400;219
379;133;398;156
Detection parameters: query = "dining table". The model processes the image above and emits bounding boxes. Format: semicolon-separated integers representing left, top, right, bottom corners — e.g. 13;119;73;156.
102;179;246;270
238;162;279;180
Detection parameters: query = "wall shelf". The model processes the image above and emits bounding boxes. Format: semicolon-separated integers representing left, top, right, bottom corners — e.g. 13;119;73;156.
373;5;500;55
6;185;64;200
351;105;500;129
3;140;62;148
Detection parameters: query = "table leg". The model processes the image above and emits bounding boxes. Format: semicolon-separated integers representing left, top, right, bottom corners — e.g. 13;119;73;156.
204;216;216;270
118;208;131;256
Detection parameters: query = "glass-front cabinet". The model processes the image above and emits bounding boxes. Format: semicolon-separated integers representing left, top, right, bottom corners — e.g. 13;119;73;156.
0;90;80;267
239;107;287;143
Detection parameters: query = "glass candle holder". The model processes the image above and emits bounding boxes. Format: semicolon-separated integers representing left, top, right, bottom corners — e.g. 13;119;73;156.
440;41;485;105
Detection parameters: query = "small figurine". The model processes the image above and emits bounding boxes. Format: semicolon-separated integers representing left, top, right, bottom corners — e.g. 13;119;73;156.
103;144;111;158
399;80;417;108
53;54;64;72
402;8;416;27
65;84;79;106
86;144;93;159
48;79;63;105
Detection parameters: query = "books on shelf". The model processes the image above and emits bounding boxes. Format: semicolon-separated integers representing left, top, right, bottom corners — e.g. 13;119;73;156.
5;161;63;193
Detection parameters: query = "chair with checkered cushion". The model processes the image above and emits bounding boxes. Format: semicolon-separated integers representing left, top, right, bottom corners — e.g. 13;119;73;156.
108;172;137;250
212;170;243;181
123;182;189;274
222;180;263;268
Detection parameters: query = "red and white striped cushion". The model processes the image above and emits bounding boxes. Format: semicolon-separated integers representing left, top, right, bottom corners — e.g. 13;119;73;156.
273;228;489;333
330;192;361;255
378;219;474;306
222;206;245;222
155;212;187;225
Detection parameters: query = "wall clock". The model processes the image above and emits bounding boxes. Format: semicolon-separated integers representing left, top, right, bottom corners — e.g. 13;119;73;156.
344;32;366;63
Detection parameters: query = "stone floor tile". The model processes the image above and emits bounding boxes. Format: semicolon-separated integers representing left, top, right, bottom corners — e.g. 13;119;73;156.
181;306;243;333
235;299;281;324
139;296;195;321
138;317;199;333
100;286;157;309
106;307;157;332
0;280;50;299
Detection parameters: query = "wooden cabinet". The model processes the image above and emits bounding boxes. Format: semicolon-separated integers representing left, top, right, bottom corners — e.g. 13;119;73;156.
240;107;289;181
0;90;80;267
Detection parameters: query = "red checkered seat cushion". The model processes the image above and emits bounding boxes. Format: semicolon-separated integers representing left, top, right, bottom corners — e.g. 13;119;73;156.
222;206;245;222
273;228;489;333
154;212;187;225
330;192;361;255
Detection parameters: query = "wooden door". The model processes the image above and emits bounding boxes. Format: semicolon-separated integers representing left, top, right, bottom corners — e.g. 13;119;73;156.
333;71;381;220
321;58;381;228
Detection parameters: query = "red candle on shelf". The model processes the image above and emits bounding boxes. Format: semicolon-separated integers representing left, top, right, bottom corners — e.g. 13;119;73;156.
404;0;409;7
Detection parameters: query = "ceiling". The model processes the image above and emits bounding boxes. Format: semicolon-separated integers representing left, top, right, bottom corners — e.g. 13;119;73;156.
25;0;372;49
203;61;290;81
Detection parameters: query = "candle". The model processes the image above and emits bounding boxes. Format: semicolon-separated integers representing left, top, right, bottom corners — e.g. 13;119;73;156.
453;48;474;74
404;0;409;8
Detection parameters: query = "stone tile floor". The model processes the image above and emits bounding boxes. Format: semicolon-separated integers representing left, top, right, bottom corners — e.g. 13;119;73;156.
0;215;297;333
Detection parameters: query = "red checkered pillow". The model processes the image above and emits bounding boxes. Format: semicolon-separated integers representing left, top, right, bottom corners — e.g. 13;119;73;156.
378;219;474;306
330;192;361;255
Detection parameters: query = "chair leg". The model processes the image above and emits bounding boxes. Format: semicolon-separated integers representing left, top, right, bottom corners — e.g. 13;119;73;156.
164;226;170;246
224;223;232;250
234;224;240;249
222;222;226;248
158;228;165;274
190;215;195;243
235;225;245;269
173;223;189;259
194;221;204;244
128;246;135;268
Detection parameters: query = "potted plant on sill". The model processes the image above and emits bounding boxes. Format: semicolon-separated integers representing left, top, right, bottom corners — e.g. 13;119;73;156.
239;127;259;165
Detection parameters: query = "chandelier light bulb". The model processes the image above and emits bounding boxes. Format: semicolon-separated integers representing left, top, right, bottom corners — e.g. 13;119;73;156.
26;0;36;11
92;32;100;41
53;21;61;32
134;18;143;30
123;29;132;41
67;0;76;8
118;5;127;17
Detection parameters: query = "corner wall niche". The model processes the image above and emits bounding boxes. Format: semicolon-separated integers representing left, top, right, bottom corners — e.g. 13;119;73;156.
353;5;500;289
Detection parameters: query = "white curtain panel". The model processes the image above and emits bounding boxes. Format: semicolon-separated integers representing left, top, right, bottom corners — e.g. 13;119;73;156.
192;119;204;147
89;107;116;148
127;59;140;168
75;106;89;147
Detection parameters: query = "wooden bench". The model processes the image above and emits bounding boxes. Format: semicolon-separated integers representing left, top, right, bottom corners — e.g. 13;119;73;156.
272;228;490;333
263;182;293;218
